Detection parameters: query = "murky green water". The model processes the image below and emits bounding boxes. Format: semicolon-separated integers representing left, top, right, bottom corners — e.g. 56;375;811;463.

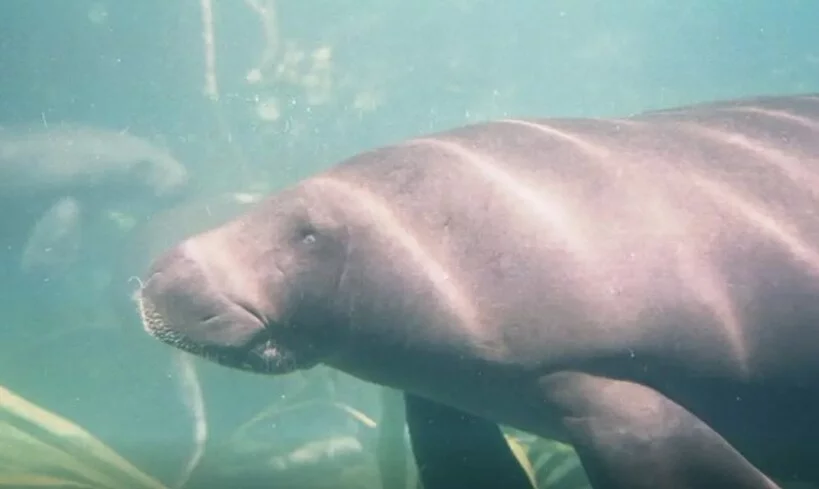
1;1;817;488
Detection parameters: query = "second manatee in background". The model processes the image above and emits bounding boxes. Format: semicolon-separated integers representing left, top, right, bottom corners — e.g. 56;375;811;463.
0;123;190;279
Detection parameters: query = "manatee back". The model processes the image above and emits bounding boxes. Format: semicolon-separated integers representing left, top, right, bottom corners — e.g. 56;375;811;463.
0;124;188;200
314;93;819;373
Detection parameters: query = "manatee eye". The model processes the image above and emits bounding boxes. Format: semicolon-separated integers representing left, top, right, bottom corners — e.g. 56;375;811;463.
296;223;317;245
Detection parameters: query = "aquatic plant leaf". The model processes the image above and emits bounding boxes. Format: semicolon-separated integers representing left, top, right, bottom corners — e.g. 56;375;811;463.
541;457;586;489
526;437;590;489
0;385;168;489
0;423;124;488
330;401;377;429
504;434;538;489
375;388;408;489
0;474;98;488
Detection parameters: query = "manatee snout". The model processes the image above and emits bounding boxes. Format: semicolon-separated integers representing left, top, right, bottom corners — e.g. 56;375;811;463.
138;241;287;373
138;187;352;375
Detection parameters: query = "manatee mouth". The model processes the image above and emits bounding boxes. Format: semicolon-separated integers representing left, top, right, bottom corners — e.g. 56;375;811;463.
136;279;299;375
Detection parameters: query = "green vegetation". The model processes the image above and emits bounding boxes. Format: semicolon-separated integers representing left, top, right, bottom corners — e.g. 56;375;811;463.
0;382;590;489
0;385;167;489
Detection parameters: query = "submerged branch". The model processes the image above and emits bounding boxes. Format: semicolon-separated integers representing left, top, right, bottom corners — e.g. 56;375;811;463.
200;0;219;101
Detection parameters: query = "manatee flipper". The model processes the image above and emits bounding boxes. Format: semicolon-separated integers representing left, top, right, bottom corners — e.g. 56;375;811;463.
405;394;534;489
20;196;83;278
544;372;781;489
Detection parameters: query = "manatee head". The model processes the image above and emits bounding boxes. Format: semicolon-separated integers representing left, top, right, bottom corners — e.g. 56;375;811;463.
137;183;351;375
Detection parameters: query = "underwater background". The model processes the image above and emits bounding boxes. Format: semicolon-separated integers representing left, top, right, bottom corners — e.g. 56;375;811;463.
1;1;818;488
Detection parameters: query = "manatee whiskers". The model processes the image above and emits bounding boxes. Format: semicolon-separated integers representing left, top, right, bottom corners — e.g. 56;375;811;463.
134;289;165;338
136;293;206;357
136;289;210;360
137;289;295;374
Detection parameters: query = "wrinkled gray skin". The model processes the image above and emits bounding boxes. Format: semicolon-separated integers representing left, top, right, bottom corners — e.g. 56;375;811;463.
0;124;189;276
139;94;819;489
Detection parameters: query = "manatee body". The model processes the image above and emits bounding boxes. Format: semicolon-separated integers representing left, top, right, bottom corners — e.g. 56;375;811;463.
139;93;819;489
0;124;188;200
0;124;189;278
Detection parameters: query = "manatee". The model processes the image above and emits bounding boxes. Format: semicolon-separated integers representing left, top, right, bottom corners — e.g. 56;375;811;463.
137;93;819;489
0;123;189;278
